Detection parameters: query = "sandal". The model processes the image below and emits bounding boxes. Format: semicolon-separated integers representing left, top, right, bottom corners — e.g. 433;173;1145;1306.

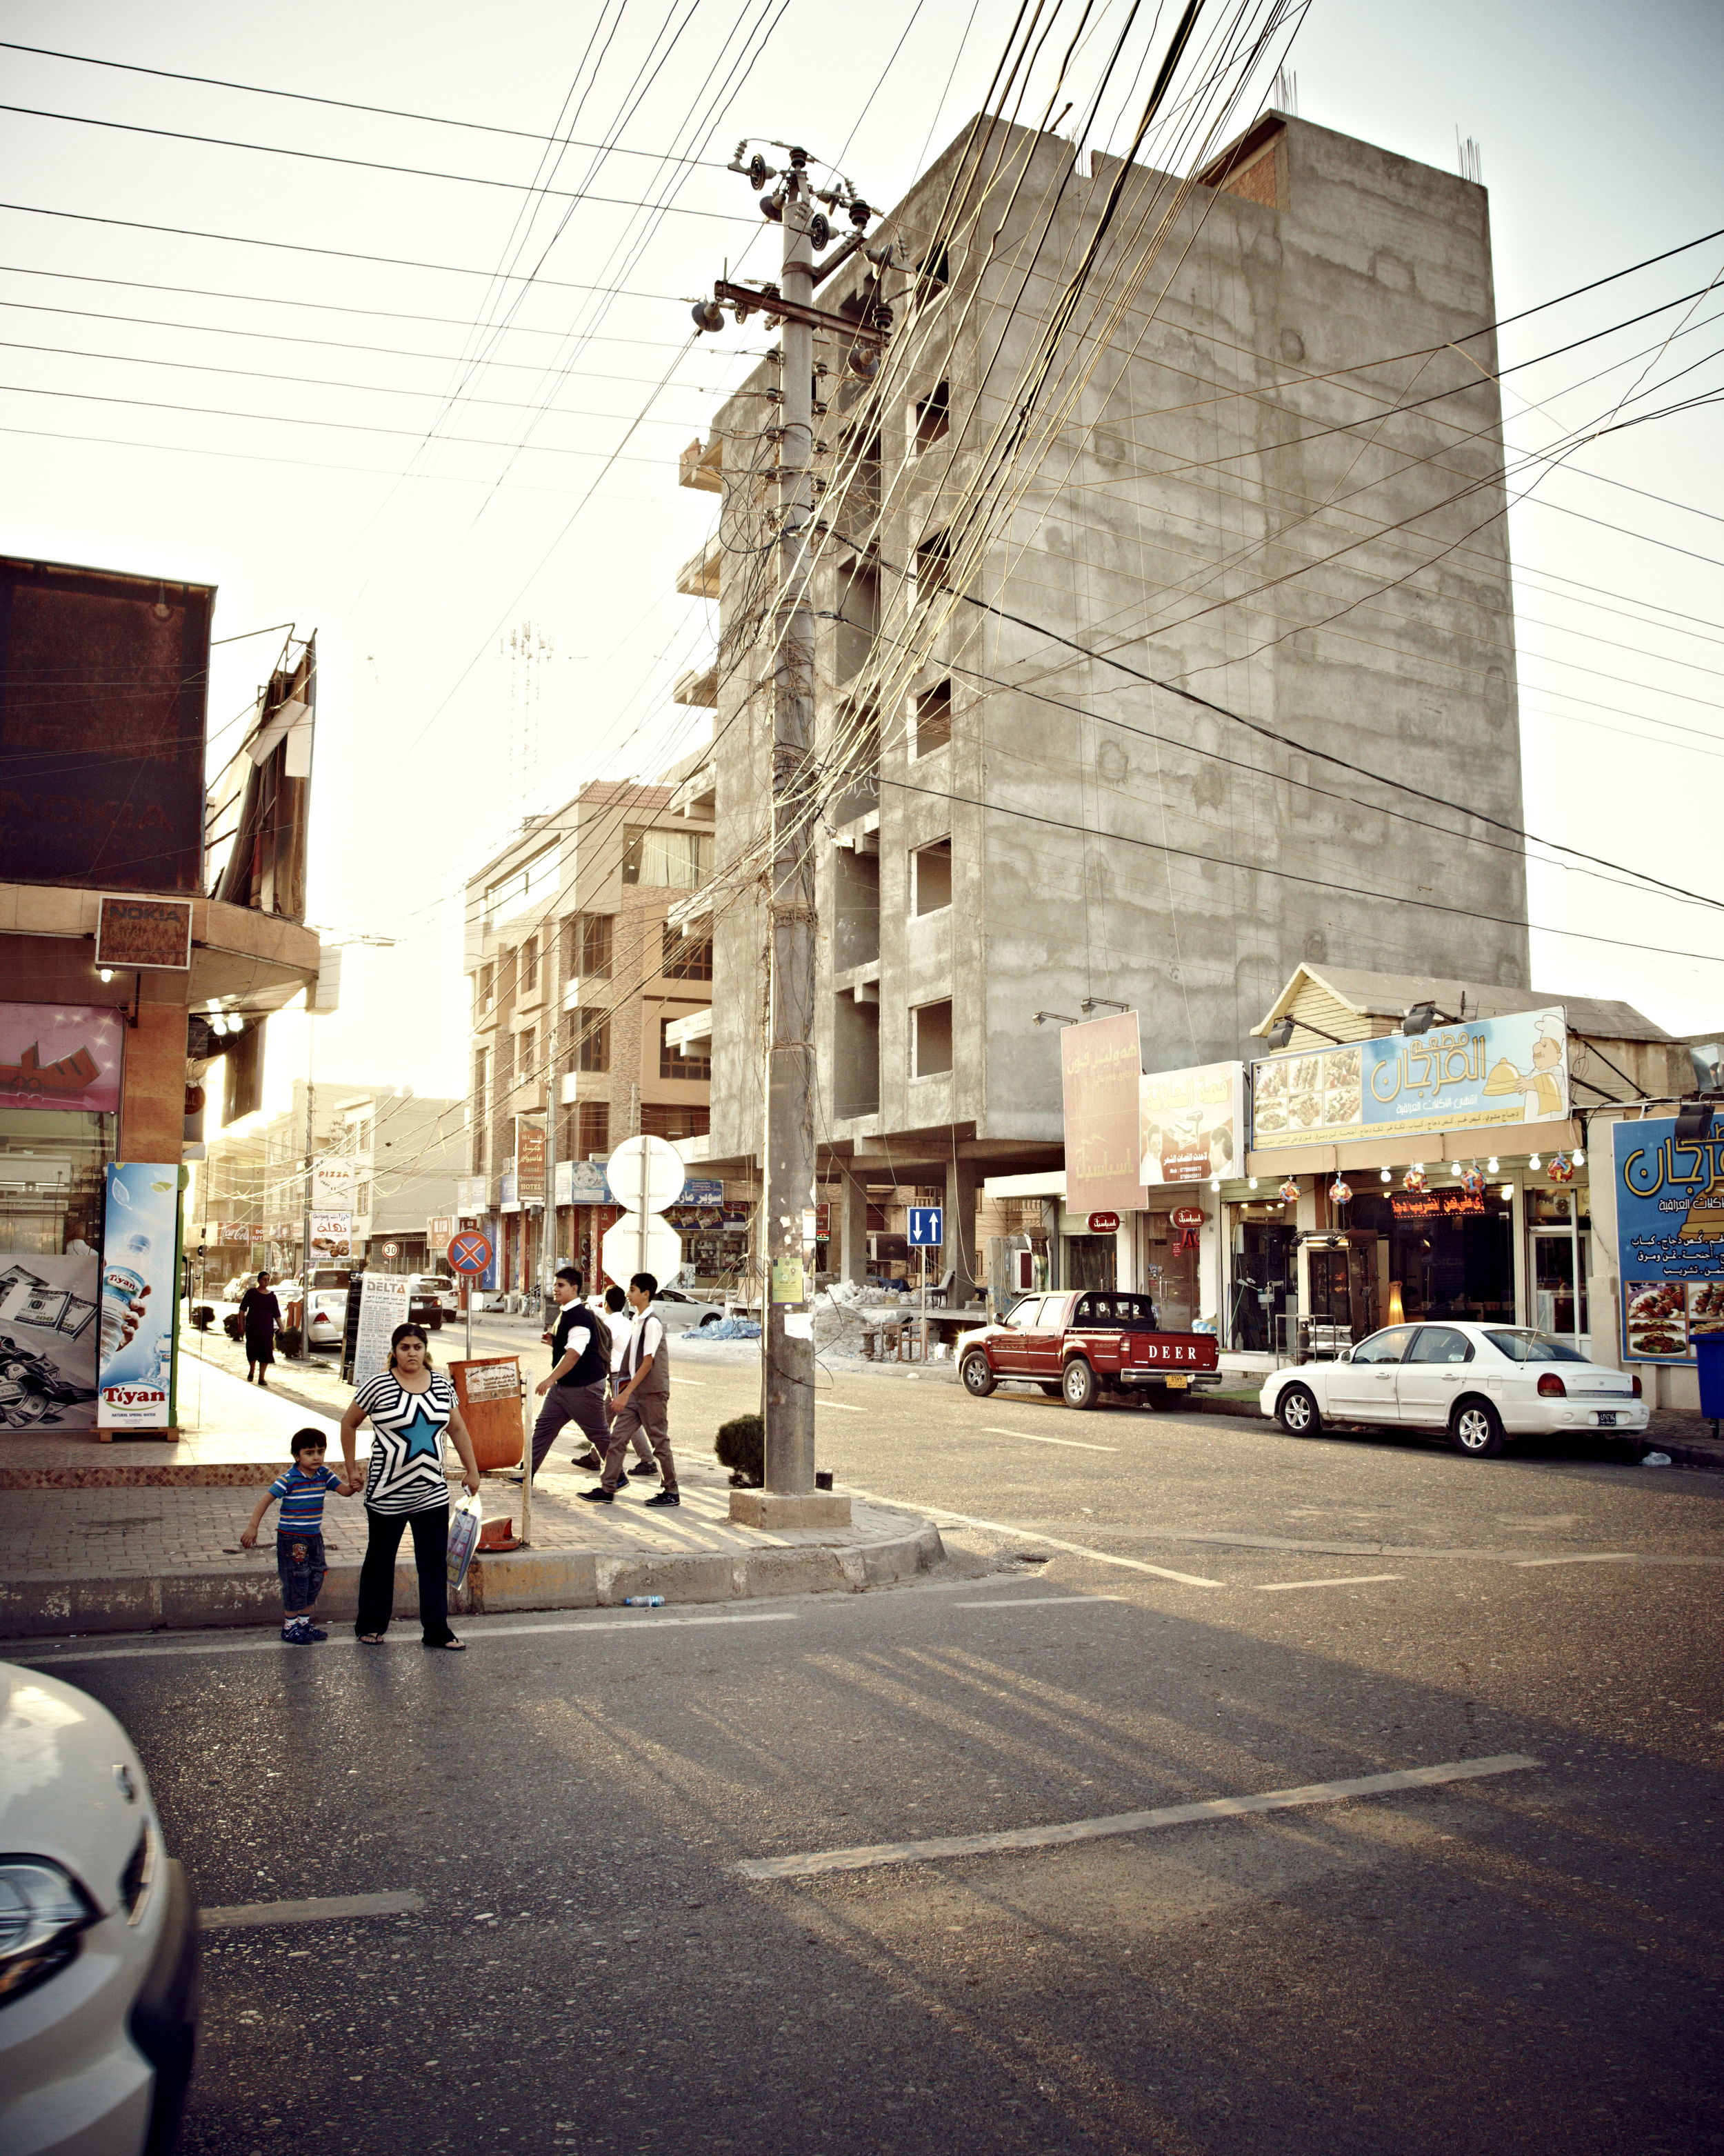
357;1632;385;1644
423;1636;465;1651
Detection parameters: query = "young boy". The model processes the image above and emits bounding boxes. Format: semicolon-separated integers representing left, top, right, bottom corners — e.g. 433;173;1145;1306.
240;1427;357;1644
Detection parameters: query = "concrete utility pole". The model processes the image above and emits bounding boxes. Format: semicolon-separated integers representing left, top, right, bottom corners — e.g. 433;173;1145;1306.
694;143;888;1525
762;148;819;1501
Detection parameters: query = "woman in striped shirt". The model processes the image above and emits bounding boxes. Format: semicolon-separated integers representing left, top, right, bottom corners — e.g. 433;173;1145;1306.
340;1323;480;1650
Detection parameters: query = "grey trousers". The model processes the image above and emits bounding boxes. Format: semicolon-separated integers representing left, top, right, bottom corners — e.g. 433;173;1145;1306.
601;1390;676;1494
529;1380;611;1476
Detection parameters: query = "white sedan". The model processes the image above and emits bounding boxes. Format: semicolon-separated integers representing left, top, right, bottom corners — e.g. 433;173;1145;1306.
0;1661;199;2155
1259;1321;1649;1458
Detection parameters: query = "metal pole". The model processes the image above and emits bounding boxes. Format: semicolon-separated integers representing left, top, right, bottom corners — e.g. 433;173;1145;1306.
297;1055;314;1361
762;153;818;1498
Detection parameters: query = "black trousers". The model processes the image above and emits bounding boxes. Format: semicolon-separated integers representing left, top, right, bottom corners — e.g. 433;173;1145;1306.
354;1504;452;1643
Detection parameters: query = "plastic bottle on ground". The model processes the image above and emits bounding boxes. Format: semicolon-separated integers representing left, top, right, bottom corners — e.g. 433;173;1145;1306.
623;1595;665;1607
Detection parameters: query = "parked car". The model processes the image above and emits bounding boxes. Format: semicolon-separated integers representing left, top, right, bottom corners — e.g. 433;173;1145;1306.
0;1660;199;2156
957;1289;1222;1409
1258;1321;1649;1457
305;1266;352;1353
406;1275;457;1331
652;1285;725;1335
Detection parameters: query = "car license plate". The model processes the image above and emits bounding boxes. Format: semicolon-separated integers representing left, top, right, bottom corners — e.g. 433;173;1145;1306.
1165;1375;1188;1388
1597;1411;1617;1427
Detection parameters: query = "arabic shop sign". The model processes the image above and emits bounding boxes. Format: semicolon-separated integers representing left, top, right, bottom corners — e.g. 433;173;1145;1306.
1139;1060;1243;1185
1389;1187;1503;1224
1061;1012;1143;1217
1250;1006;1571;1150
0;1001;124;1115
1612;1117;1724;1365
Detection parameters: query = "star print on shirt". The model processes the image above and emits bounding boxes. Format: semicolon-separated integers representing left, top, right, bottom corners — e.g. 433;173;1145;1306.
394;1398;444;1464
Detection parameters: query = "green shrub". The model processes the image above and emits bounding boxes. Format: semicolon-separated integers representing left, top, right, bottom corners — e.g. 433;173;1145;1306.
714;1412;763;1487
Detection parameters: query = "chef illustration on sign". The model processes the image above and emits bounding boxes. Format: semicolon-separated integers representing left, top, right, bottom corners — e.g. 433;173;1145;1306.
1486;1012;1569;1122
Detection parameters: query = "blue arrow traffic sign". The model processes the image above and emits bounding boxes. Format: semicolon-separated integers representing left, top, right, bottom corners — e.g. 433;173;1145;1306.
907;1206;943;1247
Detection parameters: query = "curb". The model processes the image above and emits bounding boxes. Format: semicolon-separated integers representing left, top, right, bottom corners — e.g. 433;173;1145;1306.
0;1519;946;1641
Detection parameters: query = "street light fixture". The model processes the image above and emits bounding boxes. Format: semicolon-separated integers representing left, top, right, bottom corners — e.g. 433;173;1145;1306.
1032;1011;1083;1028
1265;1015;1348;1050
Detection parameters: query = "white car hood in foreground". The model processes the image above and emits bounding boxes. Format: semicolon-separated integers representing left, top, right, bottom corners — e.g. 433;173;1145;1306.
0;1664;151;1917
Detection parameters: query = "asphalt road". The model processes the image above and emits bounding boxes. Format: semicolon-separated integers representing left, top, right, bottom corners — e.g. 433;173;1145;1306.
19;1362;1724;2155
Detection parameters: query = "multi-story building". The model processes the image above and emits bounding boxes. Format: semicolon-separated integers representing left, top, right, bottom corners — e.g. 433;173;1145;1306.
194;1081;463;1286
681;110;1534;1298
461;763;718;1292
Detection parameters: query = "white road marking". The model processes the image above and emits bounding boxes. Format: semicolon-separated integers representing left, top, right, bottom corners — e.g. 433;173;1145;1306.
840;1486;1224;1588
1256;1574;1403;1593
202;1890;424;1930
815;1399;865;1410
983;1426;1118;1453
23;1608;798;1664
735;1753;1540;1881
670;1377;705;1387
952;1595;1129;1608
1512;1553;1636;1568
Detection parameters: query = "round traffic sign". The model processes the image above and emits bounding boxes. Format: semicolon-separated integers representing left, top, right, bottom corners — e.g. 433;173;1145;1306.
604;1134;685;1216
381;1240;400;1258
446;1230;493;1276
601;1212;684;1288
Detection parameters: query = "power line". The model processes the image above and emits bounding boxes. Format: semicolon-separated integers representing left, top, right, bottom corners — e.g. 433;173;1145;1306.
0;39;734;166
0;103;759;220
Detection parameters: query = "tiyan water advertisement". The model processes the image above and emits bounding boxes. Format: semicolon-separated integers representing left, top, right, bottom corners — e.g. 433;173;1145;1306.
1612;1117;1724;1365
98;1163;183;1430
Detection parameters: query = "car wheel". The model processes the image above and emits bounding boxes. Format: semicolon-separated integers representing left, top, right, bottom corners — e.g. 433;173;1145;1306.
698;1310;721;1328
1450;1397;1505;1458
1276;1384;1321;1437
961;1352;997;1399
1062;1357;1098;1410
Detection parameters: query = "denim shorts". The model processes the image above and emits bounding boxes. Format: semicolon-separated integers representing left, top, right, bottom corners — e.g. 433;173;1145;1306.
277;1530;327;1612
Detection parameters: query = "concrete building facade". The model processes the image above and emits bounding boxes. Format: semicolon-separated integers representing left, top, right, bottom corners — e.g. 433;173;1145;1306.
461;767;717;1292
681;110;1532;1297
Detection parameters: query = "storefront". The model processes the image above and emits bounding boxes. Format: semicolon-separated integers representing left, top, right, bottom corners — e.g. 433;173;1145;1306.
0;1001;123;1432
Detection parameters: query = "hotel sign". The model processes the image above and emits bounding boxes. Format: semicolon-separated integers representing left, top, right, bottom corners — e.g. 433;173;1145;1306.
1251;1006;1570;1150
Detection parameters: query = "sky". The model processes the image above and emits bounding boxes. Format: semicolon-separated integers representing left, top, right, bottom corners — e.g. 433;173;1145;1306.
1;0;1719;1131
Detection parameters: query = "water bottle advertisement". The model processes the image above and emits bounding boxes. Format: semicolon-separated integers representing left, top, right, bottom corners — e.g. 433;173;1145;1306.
97;1163;183;1432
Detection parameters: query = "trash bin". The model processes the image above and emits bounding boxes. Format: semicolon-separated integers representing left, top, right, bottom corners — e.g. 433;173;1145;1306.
1696;1331;1724;1421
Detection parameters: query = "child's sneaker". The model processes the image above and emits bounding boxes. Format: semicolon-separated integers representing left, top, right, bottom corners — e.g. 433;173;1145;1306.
297;1620;328;1641
281;1619;312;1644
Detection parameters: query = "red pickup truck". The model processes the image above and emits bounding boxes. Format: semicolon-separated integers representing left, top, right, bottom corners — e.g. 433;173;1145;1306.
957;1289;1221;1410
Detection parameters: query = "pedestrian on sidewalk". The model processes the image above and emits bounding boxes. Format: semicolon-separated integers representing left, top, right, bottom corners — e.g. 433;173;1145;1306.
239;1270;283;1386
570;1283;659;1481
340;1322;481;1651
239;1426;359;1644
581;1272;680;1508
528;1266;618;1480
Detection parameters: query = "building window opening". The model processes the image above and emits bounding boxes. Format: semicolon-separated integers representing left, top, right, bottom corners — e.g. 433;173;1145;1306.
912;999;953;1078
622;827;712;890
913;679;952;757
912;837;952;917
577;1101;610;1157
915;528;952;601
570;1010;610;1073
568;912;612;980
661;924;714;980
477;962;494;1012
641;1103;710;1141
661;1017;712;1082
521;935;538;993
914;242;950;305
836;558;880;683
913;381;950;455
517;1028;535;1091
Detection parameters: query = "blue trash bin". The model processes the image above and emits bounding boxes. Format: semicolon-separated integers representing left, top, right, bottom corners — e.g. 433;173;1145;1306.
1696;1331;1724;1420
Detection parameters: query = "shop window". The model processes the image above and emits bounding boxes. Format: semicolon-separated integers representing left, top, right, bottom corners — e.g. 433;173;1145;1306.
912;381;950;455
661;924;713;980
911;837;952;916
577;1101;610;1157
661;1018;712;1082
912;999;953;1078
913;680;952;756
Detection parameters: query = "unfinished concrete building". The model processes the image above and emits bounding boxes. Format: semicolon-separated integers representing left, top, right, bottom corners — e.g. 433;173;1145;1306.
677;110;1531;1295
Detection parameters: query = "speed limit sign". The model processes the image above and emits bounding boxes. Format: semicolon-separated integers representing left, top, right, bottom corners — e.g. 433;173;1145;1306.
381;1240;400;1259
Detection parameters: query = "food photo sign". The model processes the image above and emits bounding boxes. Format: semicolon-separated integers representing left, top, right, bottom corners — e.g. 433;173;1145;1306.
1139;1061;1244;1184
1612;1117;1724;1364
1250;1006;1571;1148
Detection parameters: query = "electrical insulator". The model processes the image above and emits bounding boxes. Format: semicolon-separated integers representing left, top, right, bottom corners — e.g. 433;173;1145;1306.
809;212;831;251
759;192;783;222
871;304;893;332
788;144;808;168
690;300;725;334
847;345;879;381
747;152;774;190
849;199;871;228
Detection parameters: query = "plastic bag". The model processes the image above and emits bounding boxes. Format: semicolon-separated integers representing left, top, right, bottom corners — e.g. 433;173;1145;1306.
447;1490;483;1590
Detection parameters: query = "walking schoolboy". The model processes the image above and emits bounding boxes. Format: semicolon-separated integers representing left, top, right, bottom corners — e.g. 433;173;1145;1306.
528;1265;612;1479
581;1272;679;1506
240;1426;357;1643
570;1282;659;1481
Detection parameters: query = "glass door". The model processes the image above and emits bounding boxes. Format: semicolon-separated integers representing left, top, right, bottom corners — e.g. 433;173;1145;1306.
1530;1228;1588;1341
